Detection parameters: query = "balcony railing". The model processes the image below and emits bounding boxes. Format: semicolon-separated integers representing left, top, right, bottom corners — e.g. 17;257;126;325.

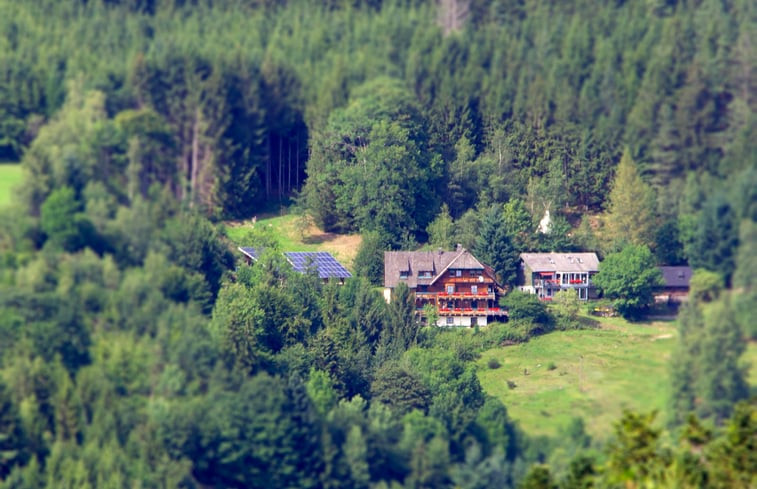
436;291;495;299
431;307;507;316
535;280;591;288
444;276;491;284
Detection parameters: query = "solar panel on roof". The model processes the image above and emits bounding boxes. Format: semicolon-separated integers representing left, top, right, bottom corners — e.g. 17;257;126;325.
284;251;352;279
239;247;260;261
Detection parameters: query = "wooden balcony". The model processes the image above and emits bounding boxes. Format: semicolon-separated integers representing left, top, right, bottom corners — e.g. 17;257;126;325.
436;292;495;300
444;276;492;284
431;307;508;317
535;279;591;288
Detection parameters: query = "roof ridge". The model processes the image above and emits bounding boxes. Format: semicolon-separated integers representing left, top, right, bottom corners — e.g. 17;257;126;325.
430;248;481;285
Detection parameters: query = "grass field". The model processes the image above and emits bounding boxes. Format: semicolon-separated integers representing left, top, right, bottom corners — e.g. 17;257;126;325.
0;163;23;208
224;213;362;269
477;316;757;441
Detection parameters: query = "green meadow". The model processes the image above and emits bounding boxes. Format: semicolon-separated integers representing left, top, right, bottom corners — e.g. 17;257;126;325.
0;163;23;207
224;214;362;269
477;316;757;441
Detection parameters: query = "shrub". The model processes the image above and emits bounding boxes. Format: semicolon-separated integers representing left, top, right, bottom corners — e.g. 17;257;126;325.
547;362;557;371
500;291;554;328
487;358;501;369
506;380;517;389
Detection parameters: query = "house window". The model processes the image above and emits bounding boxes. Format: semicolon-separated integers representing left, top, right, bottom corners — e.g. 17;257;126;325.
447;285;455;294
471;285;478;294
400;271;409;279
579;288;587;300
456;270;462;277
562;274;569;285
446;317;454;325
418;271;432;279
471;317;478;327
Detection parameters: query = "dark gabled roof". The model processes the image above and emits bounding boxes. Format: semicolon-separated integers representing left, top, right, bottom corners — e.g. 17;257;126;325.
284;252;352;279
238;247;351;279
429;250;488;285
658;266;692;288
384;248;491;288
519;252;599;273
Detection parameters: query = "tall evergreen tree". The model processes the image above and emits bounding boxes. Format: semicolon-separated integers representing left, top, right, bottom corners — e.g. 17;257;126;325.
670;290;749;426
0;381;28;479
604;149;657;250
474;206;518;286
684;191;740;285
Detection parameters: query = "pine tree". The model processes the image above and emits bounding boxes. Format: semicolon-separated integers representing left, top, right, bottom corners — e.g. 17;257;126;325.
0;382;28;479
474;206;518;286
604;149;657;250
669;293;749;426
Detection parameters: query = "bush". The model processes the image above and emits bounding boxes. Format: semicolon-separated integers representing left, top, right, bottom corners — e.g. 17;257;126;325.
547;362;557;371
487;358;501;369
501;291;553;326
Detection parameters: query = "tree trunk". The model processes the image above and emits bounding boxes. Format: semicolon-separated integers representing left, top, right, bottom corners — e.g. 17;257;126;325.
278;136;283;201
190;108;200;207
266;134;271;199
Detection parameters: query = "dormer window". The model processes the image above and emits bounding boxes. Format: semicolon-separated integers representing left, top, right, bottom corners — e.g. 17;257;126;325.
418;271;432;279
400;271;409;279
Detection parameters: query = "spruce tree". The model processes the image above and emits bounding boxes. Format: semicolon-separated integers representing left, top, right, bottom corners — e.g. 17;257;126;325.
0;381;28;479
669;292;748;426
474;206;518;286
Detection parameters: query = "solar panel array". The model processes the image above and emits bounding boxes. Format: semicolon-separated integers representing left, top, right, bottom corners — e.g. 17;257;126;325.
285;251;352;279
239;247;260;261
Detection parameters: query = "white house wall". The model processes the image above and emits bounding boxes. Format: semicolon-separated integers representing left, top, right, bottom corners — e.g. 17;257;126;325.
435;316;489;327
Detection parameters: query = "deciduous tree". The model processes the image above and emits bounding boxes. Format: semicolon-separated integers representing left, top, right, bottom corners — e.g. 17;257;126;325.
593;244;663;319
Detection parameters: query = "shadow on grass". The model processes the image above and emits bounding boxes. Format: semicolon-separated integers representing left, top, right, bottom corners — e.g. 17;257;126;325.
302;232;341;245
578;316;601;329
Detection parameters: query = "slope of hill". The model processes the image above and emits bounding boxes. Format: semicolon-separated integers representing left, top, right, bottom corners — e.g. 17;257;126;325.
225;214;362;269
477;316;757;440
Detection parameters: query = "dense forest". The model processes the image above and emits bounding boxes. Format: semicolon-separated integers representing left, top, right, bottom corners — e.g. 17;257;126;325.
0;0;755;487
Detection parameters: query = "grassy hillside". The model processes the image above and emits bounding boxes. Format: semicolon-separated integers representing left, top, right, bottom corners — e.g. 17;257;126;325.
477;316;757;440
225;214;362;269
0;164;23;207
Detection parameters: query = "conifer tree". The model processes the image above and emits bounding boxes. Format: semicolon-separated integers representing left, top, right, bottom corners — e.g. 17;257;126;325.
0;381;28;479
604;149;657;250
669;292;749;426
474;206;518;286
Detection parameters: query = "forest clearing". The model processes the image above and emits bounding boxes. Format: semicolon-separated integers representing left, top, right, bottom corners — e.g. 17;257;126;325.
225;214;362;268
0;164;22;207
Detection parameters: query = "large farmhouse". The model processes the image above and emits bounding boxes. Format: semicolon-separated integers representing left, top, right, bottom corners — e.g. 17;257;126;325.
384;248;507;327
518;252;600;300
